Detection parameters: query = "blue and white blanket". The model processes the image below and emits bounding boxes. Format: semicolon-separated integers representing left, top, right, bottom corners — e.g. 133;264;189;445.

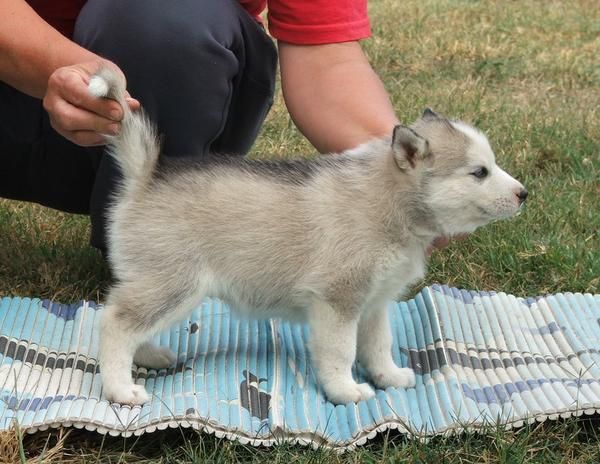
1;285;599;450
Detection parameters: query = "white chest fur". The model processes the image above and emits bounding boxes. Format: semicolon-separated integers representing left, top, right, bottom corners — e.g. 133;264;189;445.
363;243;427;312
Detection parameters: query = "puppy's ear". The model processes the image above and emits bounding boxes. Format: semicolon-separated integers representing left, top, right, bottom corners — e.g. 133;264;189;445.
422;107;442;119
392;125;430;170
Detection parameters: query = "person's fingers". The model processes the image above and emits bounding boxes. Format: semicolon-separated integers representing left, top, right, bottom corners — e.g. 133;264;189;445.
432;236;451;249
63;130;107;147
124;92;141;111
432;233;470;250
50;69;124;121
47;99;120;143
427;233;471;256
41;61;134;147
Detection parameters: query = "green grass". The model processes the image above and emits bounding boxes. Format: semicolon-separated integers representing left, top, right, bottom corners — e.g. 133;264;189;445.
7;418;600;463
2;0;599;461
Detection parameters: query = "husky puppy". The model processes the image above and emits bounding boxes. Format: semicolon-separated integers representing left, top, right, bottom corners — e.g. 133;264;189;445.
89;69;527;406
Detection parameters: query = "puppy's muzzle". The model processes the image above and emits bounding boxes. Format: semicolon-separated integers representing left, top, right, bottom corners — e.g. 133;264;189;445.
516;188;528;205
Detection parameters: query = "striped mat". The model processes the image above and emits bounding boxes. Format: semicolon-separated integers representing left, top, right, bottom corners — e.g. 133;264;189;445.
1;285;599;450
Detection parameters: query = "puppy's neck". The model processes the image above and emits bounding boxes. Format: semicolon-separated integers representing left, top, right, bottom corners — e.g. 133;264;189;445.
375;152;442;244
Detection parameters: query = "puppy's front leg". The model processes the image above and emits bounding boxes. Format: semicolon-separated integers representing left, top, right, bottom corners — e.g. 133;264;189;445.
357;303;415;390
309;300;375;404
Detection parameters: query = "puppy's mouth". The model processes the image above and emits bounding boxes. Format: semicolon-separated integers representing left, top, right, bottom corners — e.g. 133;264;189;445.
475;205;520;221
475;205;496;219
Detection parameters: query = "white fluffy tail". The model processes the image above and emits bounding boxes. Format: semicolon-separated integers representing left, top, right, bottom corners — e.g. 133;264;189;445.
88;68;159;194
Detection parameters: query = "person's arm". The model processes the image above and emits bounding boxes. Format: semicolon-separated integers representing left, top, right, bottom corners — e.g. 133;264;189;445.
278;40;398;154
0;0;138;146
0;0;94;97
279;40;462;250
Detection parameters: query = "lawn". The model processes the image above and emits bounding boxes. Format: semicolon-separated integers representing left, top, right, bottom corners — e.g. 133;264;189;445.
1;0;599;461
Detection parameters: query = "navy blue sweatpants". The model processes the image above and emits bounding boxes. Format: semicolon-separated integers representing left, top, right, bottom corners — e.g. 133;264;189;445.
0;0;277;251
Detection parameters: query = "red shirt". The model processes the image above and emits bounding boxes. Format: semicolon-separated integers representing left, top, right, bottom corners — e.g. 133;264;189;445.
27;0;371;45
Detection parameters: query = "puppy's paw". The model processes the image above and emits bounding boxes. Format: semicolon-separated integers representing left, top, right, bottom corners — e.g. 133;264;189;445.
323;380;375;404
372;366;416;390
104;383;150;406
133;343;176;369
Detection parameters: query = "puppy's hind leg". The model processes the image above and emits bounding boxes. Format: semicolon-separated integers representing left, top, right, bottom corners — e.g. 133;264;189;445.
99;301;152;405
133;342;177;369
99;283;200;405
308;300;375;404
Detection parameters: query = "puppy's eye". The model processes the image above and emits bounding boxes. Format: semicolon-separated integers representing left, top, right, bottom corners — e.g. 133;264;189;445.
471;167;489;179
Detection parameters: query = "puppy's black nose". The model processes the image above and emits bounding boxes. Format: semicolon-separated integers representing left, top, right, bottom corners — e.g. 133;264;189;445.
517;188;528;204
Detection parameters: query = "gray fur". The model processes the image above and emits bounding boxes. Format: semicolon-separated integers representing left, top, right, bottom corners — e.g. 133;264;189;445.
90;70;526;406
155;154;354;187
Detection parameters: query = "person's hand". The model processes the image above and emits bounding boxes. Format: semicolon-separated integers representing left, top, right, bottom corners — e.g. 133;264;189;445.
43;61;140;146
426;234;470;256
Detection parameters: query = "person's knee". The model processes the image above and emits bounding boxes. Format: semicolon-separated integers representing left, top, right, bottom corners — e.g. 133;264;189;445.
75;0;244;73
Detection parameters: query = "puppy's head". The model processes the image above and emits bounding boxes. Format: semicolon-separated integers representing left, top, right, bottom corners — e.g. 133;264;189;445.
392;109;527;236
